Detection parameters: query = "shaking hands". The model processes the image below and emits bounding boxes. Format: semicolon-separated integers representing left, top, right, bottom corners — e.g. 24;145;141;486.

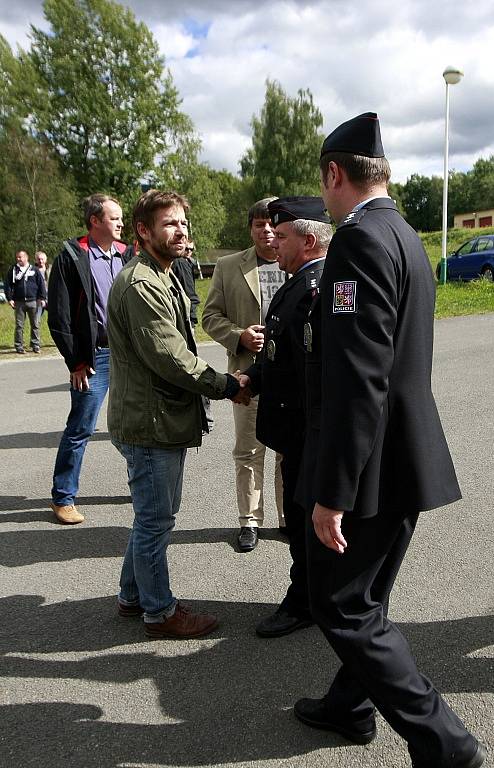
232;371;252;406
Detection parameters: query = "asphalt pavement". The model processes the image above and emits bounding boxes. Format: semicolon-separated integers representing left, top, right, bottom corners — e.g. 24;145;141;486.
0;313;493;768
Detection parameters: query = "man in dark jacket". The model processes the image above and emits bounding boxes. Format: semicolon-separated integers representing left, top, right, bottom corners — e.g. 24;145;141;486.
5;250;47;353
48;193;133;525
240;196;332;638
294;113;485;768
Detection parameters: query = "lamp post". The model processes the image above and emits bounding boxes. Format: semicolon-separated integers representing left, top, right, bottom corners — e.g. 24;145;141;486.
440;65;464;285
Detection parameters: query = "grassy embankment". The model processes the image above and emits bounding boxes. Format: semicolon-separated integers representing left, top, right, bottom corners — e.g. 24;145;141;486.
1;226;493;352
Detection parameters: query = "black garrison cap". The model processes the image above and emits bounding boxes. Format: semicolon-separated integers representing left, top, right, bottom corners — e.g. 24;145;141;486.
320;112;385;158
268;196;331;226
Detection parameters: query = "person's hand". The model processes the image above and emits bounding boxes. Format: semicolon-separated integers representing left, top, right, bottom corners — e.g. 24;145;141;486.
233;371;251;388
240;325;265;353
9;300;15;309
37;299;46;307
312;503;347;554
232;370;252;405
70;366;95;392
232;387;252;405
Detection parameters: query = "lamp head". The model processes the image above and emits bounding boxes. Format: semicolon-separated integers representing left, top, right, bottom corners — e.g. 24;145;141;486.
443;65;464;85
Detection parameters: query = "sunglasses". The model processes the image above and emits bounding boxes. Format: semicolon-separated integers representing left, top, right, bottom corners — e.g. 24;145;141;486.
185;247;194;253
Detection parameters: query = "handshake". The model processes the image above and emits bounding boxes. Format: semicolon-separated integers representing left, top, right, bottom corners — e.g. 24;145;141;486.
232;370;252;406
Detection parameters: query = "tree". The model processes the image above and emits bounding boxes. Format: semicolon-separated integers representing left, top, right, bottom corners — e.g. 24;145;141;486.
401;174;443;231
240;80;324;199
0;126;79;273
28;0;197;201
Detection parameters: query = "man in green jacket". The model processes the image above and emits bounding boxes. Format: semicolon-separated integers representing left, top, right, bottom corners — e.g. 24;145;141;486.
107;189;245;640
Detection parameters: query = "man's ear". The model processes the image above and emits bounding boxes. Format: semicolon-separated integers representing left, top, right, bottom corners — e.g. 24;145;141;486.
136;221;148;241
305;232;317;251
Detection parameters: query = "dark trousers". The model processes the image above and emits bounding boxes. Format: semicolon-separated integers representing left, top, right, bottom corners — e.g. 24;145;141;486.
307;507;475;765
279;446;310;618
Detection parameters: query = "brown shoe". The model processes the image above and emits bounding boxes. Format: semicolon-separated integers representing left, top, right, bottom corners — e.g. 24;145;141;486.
51;502;85;525
144;602;218;639
118;601;143;618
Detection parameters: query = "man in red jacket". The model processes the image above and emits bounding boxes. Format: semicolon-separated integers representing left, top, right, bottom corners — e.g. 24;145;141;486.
48;193;133;524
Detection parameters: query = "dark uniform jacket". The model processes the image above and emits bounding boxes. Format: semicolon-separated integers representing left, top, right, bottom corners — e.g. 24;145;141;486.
300;198;461;518
247;259;325;455
48;236;133;372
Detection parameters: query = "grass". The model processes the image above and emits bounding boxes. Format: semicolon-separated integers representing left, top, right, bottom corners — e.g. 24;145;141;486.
0;305;56;356
2;246;493;357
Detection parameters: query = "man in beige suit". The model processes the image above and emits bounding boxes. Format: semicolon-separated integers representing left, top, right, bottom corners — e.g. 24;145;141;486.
203;198;286;551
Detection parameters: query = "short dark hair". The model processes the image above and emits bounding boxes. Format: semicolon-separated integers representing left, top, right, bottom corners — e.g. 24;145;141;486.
132;189;190;248
248;197;278;228
320;152;391;190
83;193;120;229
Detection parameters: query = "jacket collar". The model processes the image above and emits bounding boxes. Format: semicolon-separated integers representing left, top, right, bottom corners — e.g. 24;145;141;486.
240;246;261;306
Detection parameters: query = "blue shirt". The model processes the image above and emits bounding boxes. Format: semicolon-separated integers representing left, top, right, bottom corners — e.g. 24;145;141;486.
88;237;123;347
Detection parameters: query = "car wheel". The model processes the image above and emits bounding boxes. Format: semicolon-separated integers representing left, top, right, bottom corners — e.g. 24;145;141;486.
481;265;494;281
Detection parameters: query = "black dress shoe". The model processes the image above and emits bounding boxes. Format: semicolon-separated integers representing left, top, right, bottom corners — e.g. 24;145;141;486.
256;610;313;637
412;742;486;768
294;696;377;745
238;526;258;552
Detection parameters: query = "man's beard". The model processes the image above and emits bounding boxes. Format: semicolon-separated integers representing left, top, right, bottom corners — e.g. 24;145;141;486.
150;236;185;261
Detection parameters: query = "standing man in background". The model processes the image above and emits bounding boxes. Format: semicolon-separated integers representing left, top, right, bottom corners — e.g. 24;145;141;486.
202;198;286;552
48;193;133;525
34;251;50;324
5;249;46;354
294;112;486;768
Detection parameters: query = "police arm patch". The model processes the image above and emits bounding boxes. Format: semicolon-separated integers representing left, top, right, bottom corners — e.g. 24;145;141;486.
333;281;357;313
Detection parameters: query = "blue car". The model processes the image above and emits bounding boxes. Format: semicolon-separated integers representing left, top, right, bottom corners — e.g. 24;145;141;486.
437;234;494;282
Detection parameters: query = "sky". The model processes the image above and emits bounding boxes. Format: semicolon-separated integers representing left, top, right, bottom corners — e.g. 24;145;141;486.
1;0;493;183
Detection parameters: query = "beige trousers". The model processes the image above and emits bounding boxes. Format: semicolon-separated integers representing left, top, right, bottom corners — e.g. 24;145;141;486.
232;397;284;528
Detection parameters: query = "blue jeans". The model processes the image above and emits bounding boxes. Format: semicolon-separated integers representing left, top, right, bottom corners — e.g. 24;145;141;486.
52;348;110;505
112;440;186;621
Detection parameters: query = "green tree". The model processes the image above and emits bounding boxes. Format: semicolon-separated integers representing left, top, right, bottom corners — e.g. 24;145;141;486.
28;0;197;201
401;174;443;231
469;156;494;212
0;126;79;274
240;79;324;199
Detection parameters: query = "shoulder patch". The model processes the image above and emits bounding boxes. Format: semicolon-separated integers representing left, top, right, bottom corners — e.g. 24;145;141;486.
333;281;357;313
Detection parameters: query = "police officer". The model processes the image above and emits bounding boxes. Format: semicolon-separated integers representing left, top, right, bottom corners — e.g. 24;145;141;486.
240;196;332;637
293;114;486;767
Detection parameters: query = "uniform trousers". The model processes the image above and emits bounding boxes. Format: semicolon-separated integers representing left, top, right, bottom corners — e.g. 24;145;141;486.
279;444;310;618
307;506;476;765
232;396;284;528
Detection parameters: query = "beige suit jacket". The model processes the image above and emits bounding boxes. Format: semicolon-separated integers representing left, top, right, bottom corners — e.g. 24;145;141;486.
202;246;262;373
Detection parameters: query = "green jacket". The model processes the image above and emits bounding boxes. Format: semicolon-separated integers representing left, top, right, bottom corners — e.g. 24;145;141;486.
107;250;228;448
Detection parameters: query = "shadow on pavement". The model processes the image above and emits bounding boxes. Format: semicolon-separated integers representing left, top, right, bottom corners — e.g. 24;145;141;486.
0;495;131;512
0;430;110;449
0;523;280;565
0;593;491;767
26;383;68;394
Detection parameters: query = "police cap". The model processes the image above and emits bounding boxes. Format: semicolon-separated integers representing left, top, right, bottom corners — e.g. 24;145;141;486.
268;196;331;226
320;112;384;159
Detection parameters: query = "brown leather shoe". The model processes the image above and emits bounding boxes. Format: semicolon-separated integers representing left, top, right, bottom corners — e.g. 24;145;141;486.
144;602;218;639
51;502;85;525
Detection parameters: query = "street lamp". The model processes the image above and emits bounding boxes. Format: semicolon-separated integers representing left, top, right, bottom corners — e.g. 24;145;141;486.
440;65;464;285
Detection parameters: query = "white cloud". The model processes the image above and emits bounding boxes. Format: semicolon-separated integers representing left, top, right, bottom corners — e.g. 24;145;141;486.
2;0;494;182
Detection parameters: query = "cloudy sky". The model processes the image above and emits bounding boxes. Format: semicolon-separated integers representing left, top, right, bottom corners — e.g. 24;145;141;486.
1;0;493;182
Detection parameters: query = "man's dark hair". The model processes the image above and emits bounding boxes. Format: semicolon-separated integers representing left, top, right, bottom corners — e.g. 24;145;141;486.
132;189;190;248
320;152;391;190
248;197;278;228
83;193;120;230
